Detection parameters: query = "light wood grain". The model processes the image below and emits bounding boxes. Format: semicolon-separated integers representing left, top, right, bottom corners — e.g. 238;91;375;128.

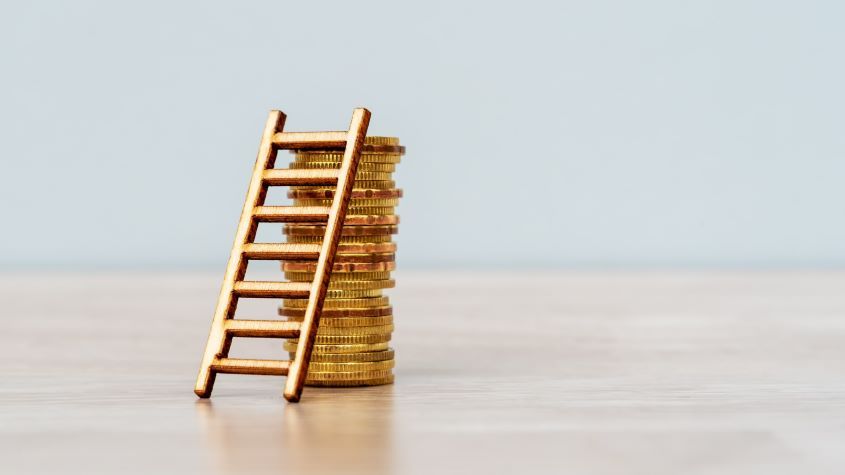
2;271;844;474
223;319;301;338
251;205;330;223
211;358;290;376
262;168;340;186
273;131;348;148
241;243;322;260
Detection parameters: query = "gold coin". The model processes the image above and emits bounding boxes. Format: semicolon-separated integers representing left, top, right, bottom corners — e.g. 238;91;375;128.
294;153;402;164
283;170;392;181
303;348;394;363
314;333;392;344
291;161;397;172
306;360;395;372
284;289;383;300
304;374;394;387
291;180;396;191
294;198;400;207
303;144;403;154
324;289;383;298
345;215;399;225
290;161;397;173
287;333;391;345
284;315;393;327
285;271;391;282
280;289;382;305
342;235;394;243
311;324;393;336
361;144;404;154
284;225;399;237
285;271;392;281
279;305;393;318
286;234;394;244
283;296;389;309
282;260;396;273
284;279;393;292
284;341;389;353
279;240;397;256
288;188;403;199
336;244;397;255
363;136;400;146
334;250;396;261
343;215;399;226
303;369;393;381
347;207;397;216
352;180;397;188
350;171;394;181
293;135;399;149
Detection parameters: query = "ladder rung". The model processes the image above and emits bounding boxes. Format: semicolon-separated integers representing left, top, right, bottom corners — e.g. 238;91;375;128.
273;131;347;149
225;319;301;338
211;358;290;376
253;206;329;223
263;169;340;186
233;281;311;298
243;243;321;260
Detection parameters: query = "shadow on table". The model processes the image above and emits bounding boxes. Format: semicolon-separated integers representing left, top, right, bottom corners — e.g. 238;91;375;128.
194;386;395;475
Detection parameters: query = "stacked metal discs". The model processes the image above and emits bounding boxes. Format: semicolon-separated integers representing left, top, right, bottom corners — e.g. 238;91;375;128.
280;136;404;387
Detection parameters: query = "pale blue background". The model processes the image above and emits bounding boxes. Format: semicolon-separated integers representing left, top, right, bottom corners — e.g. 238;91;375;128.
1;1;843;268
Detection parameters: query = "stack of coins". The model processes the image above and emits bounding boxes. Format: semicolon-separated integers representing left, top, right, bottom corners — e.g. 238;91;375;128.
280;136;404;386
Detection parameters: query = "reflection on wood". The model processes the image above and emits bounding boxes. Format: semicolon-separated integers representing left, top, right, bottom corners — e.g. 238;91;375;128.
195;386;394;475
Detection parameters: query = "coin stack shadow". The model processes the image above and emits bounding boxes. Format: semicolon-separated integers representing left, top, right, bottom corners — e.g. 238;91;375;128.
280;136;404;386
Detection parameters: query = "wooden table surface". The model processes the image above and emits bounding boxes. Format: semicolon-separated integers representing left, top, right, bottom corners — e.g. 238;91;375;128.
2;270;844;474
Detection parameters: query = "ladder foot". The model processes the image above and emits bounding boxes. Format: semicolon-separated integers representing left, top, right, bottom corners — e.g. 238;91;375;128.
194;370;216;398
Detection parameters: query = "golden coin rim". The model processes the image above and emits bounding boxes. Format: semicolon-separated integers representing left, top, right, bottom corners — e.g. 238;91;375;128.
306;360;395;372
346;208;397;216
294;198;400;207
302;348;395;363
279;305;393;318
284;225;399;236
291;161;396;172
291;156;398;165
305;333;392;344
322;289;383;298
283;341;389;353
364;136;400;146
345;214;400;224
286;235;394;244
284;315;394;327
282;261;397;272
313;324;394;336
283;296;389;309
285;276;394;288
288;188;403;199
303;369;394;381
319;279;394;290
304;375;394;387
284;271;392;281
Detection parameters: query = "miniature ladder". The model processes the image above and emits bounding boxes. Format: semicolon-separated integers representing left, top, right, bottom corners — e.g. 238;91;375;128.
194;108;371;402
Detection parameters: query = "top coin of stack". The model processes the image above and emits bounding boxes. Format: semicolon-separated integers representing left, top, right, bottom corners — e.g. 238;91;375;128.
280;136;404;386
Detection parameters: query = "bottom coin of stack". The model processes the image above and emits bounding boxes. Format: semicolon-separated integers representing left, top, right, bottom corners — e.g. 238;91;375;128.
280;296;396;386
279;136;404;387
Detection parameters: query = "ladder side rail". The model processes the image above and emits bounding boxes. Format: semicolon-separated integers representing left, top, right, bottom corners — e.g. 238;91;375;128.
194;110;286;397
284;108;371;401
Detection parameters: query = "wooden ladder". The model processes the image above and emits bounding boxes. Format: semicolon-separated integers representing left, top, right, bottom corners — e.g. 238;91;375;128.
194;108;371;402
